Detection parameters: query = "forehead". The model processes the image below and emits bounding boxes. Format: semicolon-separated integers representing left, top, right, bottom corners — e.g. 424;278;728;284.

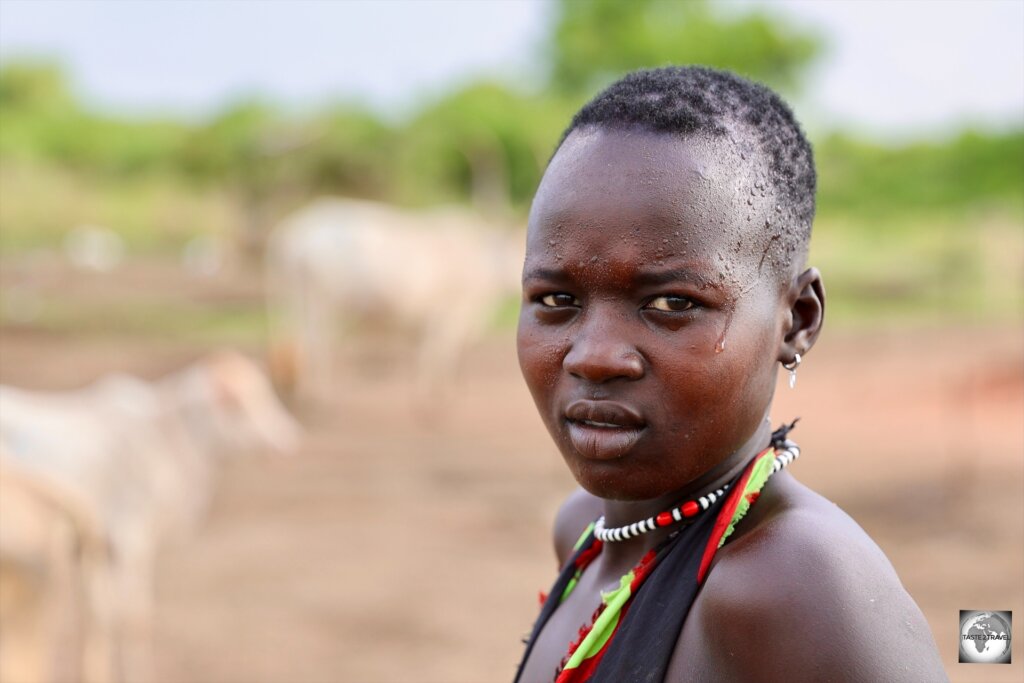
527;128;773;277
533;127;740;220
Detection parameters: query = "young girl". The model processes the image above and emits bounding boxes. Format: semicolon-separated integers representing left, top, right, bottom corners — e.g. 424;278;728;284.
514;67;946;682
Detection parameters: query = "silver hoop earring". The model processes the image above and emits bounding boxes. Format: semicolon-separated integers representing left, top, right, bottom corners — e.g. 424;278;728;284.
782;353;802;389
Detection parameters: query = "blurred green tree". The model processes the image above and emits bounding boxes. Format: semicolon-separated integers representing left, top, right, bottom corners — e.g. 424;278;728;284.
548;0;821;96
178;101;320;252
0;61;185;174
0;60;72;111
817;130;1024;218
395;83;573;214
298;106;395;200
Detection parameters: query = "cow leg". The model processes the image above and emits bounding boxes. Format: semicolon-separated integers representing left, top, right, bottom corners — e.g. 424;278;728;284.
80;545;118;683
0;561;50;683
294;276;338;411
109;531;156;683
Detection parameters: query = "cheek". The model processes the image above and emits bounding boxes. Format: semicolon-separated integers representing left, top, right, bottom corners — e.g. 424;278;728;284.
703;328;780;434
651;323;777;435
516;316;565;405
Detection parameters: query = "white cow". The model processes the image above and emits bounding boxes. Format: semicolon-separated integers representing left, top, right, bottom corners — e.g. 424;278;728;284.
0;454;116;683
266;198;524;407
0;352;301;682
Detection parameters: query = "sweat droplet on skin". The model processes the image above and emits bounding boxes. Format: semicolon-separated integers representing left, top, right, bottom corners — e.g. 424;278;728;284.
714;306;736;354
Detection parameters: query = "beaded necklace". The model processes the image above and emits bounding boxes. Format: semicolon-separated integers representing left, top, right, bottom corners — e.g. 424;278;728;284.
593;442;799;542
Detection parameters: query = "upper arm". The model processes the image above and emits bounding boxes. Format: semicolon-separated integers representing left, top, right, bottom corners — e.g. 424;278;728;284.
674;509;948;682
552;487;603;567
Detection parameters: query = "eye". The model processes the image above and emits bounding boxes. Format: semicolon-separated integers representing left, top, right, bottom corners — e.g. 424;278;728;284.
645;296;696;312
539;293;580;308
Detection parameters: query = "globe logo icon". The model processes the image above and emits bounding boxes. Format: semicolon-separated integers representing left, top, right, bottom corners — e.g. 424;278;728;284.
959;611;1011;664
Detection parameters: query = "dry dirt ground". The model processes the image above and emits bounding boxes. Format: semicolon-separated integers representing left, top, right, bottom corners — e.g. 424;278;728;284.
0;260;1021;683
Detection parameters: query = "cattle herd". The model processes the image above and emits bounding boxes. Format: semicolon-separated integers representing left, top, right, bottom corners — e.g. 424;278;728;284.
0;198;524;682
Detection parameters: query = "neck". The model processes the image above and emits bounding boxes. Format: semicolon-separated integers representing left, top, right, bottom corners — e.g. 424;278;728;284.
596;418;774;568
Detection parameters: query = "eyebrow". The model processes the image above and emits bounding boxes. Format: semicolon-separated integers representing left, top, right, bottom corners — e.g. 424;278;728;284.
522;267;567;282
634;267;721;289
523;265;724;291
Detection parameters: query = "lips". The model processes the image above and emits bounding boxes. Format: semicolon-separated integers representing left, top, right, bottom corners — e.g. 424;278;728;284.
564;399;646;460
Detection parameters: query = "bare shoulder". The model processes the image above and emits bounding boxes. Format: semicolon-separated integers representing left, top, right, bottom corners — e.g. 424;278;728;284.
669;473;948;682
552;487;604;567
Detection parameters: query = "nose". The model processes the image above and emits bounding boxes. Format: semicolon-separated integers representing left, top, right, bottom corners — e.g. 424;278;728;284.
563;314;644;383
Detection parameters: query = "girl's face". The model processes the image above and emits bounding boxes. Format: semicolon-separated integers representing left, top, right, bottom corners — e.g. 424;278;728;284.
517;127;793;502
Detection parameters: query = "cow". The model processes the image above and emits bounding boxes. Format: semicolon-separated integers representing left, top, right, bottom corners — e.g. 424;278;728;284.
0;454;116;683
265;198;524;409
0;352;301;682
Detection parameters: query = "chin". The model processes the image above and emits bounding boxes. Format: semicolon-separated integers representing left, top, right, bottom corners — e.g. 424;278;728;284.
568;458;676;502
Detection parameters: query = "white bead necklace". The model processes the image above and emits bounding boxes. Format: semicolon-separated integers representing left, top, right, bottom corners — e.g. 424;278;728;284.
593;443;800;543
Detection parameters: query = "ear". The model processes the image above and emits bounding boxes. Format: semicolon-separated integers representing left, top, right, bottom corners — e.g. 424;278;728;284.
778;267;825;363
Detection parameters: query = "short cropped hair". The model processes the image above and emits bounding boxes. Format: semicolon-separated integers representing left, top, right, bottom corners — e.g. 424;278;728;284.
558;66;816;262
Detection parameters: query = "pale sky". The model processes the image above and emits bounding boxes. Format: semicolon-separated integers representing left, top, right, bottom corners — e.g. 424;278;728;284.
0;0;1021;139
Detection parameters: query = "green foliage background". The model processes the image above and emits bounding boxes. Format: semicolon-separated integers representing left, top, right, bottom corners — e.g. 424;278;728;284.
1;0;1021;328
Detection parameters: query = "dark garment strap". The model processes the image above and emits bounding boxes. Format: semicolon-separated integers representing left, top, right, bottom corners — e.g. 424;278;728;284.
583;504;723;682
514;532;600;683
514;486;729;683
